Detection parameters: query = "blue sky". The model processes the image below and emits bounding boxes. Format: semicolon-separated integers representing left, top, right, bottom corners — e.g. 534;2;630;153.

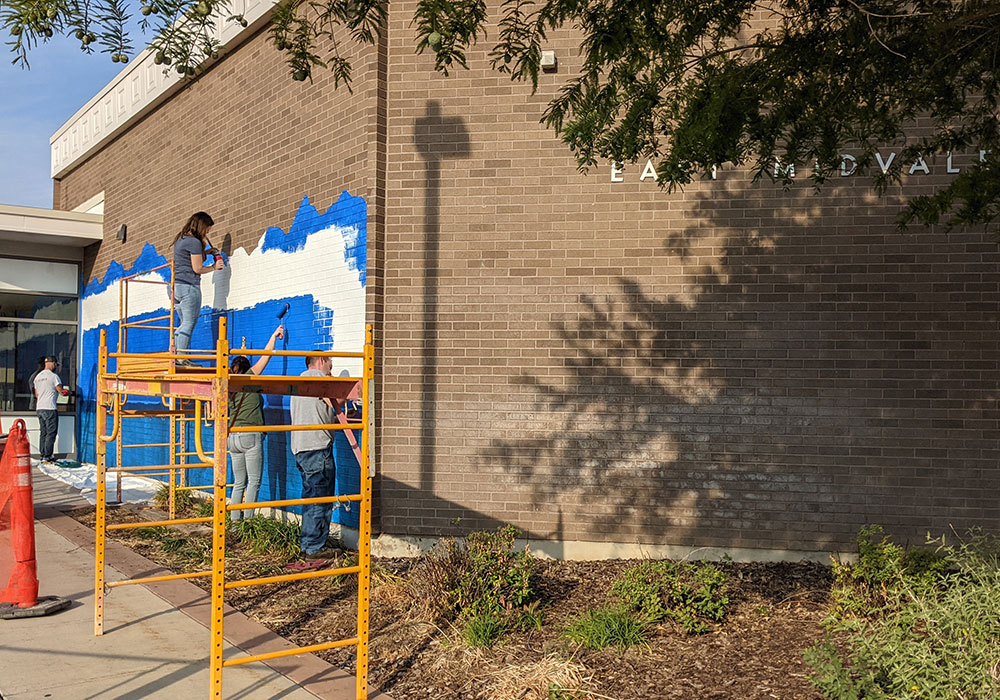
0;36;128;209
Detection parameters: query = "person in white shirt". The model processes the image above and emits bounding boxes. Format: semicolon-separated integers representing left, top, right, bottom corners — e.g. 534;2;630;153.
33;356;65;462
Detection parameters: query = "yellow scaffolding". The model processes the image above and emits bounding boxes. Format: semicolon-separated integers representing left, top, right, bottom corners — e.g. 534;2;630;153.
94;272;375;699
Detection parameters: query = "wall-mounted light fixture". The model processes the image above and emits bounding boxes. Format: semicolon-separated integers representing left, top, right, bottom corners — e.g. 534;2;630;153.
116;224;127;242
540;50;557;72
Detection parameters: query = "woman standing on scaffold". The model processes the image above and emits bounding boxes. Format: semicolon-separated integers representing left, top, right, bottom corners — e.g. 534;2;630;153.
172;211;223;365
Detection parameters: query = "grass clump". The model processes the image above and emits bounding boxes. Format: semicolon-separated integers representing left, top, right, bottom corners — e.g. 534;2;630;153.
408;525;537;648
133;526;171;540
563;606;649;650
805;526;1000;700
159;534;212;570
192;499;214;518
612;559;729;634
462;610;507;648
152;483;199;514
228;516;301;558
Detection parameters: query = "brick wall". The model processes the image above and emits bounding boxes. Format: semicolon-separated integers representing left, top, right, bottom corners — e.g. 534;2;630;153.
59;23;383;292
60;5;1000;555
380;2;1000;552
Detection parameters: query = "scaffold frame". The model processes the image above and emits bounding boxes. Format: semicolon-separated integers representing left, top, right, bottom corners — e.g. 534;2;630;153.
94;272;375;699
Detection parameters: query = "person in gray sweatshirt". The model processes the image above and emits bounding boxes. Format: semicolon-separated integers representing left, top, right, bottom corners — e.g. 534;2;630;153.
289;354;340;558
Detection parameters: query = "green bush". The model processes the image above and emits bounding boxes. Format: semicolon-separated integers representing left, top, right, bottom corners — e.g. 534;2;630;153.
563;606;649;650
407;525;537;646
457;525;534;619
830;525;951;619
611;559;729;634
806;527;1000;699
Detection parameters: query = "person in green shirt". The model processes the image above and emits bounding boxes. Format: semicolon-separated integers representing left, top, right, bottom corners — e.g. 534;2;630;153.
228;324;284;520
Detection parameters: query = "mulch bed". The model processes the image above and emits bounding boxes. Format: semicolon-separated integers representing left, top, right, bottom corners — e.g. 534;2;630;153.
71;505;833;700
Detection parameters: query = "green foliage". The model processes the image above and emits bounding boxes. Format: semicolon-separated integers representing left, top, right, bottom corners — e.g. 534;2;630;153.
413;0;487;75
192;499;214;518
133;526;170;540
547;689;585;700
515;599;544;631
408;525;537;647
159;533;212;569
457;525;534;619
806;526;1000;700
461;609;505;648
7;2;998;227
563;605;649;651
228;515;301;558
611;559;729;635
830;525;950;618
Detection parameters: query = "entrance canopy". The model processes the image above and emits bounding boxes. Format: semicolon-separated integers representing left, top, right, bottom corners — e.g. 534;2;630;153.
0;204;102;261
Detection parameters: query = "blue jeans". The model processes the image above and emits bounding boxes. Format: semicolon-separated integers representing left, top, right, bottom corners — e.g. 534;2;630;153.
173;282;201;351
37;409;58;460
228;432;263;521
294;448;335;554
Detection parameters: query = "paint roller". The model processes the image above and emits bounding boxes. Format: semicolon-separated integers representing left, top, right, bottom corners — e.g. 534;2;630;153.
275;302;290;343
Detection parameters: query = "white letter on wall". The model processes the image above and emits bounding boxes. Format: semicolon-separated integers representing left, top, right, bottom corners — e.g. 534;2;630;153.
875;152;896;174
909;157;930;175
947;153;959;174
774;160;795;178
640;159;659;182
840;155;857;177
611;162;624;183
981;150;991;163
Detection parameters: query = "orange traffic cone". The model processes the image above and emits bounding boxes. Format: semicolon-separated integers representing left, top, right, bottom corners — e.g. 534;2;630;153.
0;419;69;618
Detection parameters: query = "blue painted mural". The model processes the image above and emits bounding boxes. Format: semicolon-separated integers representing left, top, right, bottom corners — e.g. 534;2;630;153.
78;192;367;528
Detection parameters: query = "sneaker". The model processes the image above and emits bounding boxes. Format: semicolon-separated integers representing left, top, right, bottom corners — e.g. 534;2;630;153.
303;548;340;561
175;358;197;368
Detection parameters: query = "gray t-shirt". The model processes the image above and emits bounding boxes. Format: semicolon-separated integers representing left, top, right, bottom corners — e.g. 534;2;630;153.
33;369;62;411
173;235;205;287
290;368;335;454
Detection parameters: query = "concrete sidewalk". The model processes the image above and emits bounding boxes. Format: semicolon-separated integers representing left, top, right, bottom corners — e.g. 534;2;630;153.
0;473;388;700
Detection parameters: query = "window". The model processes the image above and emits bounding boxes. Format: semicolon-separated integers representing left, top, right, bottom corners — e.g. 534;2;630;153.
0;292;78;413
0;292;78;321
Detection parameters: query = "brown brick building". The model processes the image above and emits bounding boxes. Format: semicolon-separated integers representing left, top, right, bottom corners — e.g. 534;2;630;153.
53;3;1000;560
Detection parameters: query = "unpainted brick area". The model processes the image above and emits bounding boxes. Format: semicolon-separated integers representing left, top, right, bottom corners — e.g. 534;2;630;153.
57;5;1000;555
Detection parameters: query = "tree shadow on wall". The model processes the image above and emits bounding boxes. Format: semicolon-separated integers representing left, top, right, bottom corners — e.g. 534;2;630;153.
479;237;784;551
479;176;1000;552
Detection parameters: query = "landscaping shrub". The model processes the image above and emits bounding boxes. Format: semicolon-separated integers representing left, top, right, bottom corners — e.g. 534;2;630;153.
563;606;649;650
458;525;534;618
805;526;1000;699
830;525;951;619
407;525;537;647
612;559;729;634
